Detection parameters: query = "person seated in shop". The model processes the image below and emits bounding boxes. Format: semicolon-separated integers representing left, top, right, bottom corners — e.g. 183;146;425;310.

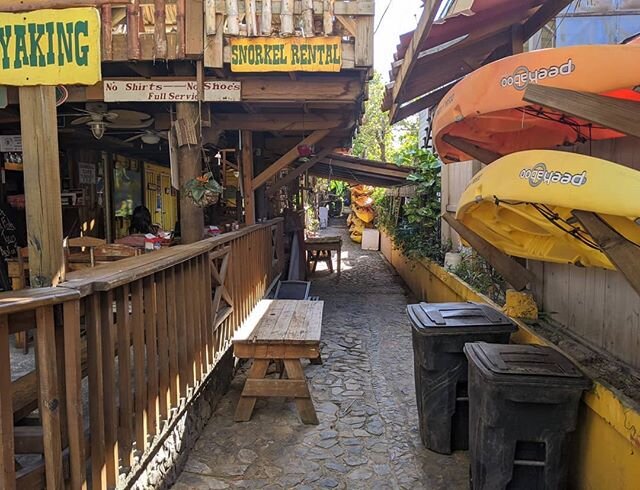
116;205;163;248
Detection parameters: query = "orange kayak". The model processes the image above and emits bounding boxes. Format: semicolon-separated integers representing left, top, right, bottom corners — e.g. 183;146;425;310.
433;45;640;163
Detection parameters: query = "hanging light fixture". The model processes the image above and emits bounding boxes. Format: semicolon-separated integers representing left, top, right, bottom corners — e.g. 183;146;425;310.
88;120;106;140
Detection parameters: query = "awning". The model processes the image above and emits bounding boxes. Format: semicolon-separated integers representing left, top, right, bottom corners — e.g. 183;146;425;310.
302;153;413;188
384;0;574;123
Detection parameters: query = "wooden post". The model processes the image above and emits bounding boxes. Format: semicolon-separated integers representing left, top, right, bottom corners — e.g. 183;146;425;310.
441;212;535;291
262;0;272;35
227;0;240;35
442;134;501;164
281;0;294;35
245;0;257;36
176;101;204;243
302;0;314;36
154;0;168;58
323;0;334;35
19;86;65;287
241;131;256;225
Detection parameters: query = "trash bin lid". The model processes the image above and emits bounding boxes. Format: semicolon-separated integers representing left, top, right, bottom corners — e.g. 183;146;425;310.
407;302;517;335
464;342;591;388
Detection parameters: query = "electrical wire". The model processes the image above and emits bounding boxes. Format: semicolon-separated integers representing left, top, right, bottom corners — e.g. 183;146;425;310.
374;0;394;35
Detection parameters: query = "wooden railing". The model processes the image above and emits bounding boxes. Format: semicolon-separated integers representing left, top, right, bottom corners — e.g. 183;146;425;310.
99;0;374;66
0;219;284;489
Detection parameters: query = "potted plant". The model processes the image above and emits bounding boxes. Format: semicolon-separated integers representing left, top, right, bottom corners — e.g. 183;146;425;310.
183;172;223;208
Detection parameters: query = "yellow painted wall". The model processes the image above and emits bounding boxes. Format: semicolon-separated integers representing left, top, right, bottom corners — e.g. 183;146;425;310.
380;231;640;490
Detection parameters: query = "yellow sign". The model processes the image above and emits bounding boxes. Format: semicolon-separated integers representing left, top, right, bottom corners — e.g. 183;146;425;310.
230;36;342;73
0;8;101;86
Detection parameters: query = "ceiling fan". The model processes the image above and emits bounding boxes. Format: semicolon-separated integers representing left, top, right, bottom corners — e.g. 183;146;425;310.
67;103;154;140
122;129;169;145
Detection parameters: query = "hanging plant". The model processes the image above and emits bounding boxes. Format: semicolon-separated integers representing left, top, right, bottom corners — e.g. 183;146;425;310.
182;172;223;208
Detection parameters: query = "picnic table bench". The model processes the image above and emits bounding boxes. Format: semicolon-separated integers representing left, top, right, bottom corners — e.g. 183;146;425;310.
233;299;323;424
305;236;342;274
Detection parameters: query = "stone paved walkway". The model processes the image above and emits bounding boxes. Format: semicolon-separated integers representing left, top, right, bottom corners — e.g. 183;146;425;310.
173;223;468;489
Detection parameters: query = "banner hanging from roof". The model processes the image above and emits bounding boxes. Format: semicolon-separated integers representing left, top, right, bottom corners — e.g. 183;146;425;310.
0;8;101;86
230;36;342;73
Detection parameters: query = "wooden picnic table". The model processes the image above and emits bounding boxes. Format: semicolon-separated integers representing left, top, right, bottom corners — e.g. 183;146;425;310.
305;236;342;274
233;299;324;424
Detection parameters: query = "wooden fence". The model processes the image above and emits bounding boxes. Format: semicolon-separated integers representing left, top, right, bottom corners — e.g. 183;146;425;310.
0;219;284;489
98;0;375;65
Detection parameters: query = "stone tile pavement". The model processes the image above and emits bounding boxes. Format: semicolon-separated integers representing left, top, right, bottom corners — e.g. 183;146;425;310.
173;224;468;489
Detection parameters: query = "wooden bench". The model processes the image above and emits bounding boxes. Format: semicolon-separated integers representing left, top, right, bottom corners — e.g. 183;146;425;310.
233;299;323;425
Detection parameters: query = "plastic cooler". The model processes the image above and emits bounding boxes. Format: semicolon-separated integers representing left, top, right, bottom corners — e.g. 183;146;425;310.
407;302;517;454
464;342;592;490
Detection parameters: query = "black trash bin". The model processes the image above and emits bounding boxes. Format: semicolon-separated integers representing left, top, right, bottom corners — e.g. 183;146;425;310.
407;302;517;454
464;342;592;490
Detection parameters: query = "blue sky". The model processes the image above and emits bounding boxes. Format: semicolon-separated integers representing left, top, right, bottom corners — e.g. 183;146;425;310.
373;0;424;81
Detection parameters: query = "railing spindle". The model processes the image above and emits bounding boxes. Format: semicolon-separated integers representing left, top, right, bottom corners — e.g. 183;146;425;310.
131;280;148;453
99;291;118;488
0;315;16;490
35;306;64;490
63;300;87;490
154;0;168;59
165;268;180;407
155;271;170;423
175;264;189;396
116;285;134;467
144;275;159;437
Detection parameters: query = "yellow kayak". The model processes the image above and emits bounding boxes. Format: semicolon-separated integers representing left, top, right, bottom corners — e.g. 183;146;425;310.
456;150;640;270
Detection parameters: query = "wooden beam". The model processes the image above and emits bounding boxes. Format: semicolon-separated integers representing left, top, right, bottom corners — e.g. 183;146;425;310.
511;24;524;54
241;131;255;225
19;86;65;287
336;14;356;37
252;130;330;189
389;0;443;122
392;81;457;122
442;213;535;291
573;211;640;297
523;0;574;41
268;146;334;196
0;0;131;10
318;156;412;179
442;134;501;164
212;113;346;131
523;85;640;139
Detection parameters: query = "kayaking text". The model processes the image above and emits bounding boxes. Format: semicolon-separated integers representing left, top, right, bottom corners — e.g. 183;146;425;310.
520;162;587;187
501;59;575;91
0;8;101;86
230;37;342;73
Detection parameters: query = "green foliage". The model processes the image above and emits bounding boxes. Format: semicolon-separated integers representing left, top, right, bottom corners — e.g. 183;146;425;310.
182;172;223;207
352;71;393;161
376;149;449;263
451;251;507;304
329;180;348;198
389;117;420;165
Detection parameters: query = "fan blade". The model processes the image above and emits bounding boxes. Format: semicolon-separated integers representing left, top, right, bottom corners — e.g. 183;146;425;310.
109;117;155;129
71;116;92;125
111;109;153;122
104;112;120;122
124;134;144;143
